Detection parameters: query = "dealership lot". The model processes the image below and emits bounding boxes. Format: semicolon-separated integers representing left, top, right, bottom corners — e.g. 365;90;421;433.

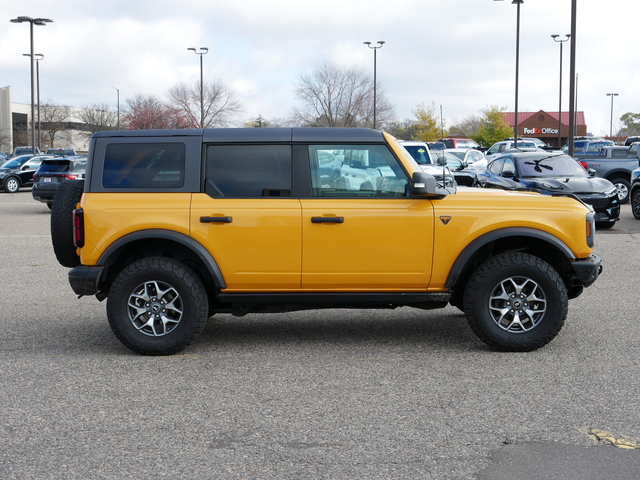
1;191;639;479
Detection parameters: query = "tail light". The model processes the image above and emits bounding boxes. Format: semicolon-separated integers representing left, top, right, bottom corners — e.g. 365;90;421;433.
65;174;79;180
580;161;588;170
73;208;85;248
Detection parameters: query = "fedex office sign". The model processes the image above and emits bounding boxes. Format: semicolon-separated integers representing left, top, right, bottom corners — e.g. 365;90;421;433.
524;127;558;135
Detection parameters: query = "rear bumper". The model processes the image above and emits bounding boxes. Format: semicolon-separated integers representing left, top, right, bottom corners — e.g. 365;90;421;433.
68;265;104;296
32;183;59;202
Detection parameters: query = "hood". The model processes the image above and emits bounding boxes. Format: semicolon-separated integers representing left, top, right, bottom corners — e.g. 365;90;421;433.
522;175;614;194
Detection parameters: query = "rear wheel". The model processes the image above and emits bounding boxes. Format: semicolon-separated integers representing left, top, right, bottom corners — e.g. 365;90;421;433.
464;252;568;352
611;177;630;204
107;257;209;355
50;180;84;268
4;176;20;193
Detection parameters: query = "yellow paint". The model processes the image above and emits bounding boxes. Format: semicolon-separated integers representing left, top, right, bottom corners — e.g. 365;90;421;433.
584;428;640;449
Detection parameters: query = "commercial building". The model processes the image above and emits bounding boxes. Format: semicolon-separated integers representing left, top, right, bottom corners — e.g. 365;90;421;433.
0;86;92;155
503;110;587;147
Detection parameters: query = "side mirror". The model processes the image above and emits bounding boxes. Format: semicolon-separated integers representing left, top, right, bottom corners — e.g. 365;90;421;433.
502;170;516;178
435;156;447;166
587;168;596;177
411;171;446;197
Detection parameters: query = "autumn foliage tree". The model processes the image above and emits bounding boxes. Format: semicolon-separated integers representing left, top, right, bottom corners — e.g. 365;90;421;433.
474;105;513;147
124;94;190;130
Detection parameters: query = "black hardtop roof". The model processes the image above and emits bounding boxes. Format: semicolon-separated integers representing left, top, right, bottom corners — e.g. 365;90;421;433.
92;127;385;143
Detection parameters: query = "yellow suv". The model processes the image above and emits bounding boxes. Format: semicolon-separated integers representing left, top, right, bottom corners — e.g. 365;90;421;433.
51;128;602;355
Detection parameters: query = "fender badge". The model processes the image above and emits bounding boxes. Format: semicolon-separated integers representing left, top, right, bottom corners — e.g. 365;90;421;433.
440;216;452;225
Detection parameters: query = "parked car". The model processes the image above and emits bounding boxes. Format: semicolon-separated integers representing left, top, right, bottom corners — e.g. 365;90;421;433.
11;146;40;157
32;156;87;208
0;154;51;193
561;139;614;159
577;146;639;203
477;151;620;228
628;167;640;219
45;147;77;157
430;150;479;187
399;141;455;188
440;137;481;149
445;148;487;167
484;140;538;160
624;136;640;146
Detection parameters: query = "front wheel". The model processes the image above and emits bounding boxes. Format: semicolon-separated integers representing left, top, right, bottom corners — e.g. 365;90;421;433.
463;252;568;352
632;190;640;219
4;176;20;193
107;257;209;355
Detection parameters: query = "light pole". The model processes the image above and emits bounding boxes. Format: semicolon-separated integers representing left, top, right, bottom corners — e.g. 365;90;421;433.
551;34;570;148
112;86;120;130
568;0;577;156
188;47;208;128
24;52;44;150
10;16;53;154
494;0;523;148
363;40;385;130
606;93;618;140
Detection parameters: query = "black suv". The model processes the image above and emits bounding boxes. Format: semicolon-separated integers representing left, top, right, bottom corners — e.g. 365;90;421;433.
32;156;86;208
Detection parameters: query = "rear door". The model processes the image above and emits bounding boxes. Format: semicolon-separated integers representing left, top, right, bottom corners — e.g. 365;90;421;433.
190;144;302;291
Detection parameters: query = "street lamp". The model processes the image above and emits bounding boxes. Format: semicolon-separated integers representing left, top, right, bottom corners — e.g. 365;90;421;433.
363;40;385;130
551;34;570;148
112;86;120;130
10;16;53;154
606;93;619;140
24;53;44;150
187;47;208;128
494;0;523;148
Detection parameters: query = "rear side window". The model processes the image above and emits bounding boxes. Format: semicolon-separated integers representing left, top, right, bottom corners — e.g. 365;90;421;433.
205;145;292;197
102;143;185;188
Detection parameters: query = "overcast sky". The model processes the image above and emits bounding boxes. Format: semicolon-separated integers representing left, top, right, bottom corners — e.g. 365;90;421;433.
2;0;638;136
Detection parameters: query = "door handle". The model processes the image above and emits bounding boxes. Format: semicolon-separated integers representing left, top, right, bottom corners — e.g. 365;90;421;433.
311;217;344;224
200;216;233;223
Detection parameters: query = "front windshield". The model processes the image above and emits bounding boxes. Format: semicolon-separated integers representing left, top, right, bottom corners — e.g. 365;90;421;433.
1;158;29;169
402;145;431;165
517;155;587;177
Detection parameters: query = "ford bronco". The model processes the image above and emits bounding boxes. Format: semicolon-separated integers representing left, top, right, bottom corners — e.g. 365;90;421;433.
50;128;602;355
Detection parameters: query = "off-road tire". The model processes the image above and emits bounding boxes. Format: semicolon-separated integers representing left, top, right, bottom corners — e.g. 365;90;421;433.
51;180;84;268
464;252;568;352
107;257;209;355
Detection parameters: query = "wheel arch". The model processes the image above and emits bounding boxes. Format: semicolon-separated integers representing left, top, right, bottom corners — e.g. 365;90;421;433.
96;229;226;294
445;227;576;297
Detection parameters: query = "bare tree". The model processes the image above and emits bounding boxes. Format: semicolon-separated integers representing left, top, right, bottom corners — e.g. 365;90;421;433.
292;62;394;129
39;100;71;148
168;80;243;128
77;103;119;136
449;114;483;138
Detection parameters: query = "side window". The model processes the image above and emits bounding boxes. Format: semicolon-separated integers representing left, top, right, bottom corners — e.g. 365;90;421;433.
308;144;408;198
103;143;185;188
205;145;291;198
502;157;516;176
488;158;504;174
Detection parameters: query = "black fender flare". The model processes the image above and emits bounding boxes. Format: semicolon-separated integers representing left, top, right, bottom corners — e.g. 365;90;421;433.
445;227;575;288
97;229;227;289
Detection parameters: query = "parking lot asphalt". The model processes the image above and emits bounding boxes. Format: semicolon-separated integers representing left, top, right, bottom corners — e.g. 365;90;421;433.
1;190;639;479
